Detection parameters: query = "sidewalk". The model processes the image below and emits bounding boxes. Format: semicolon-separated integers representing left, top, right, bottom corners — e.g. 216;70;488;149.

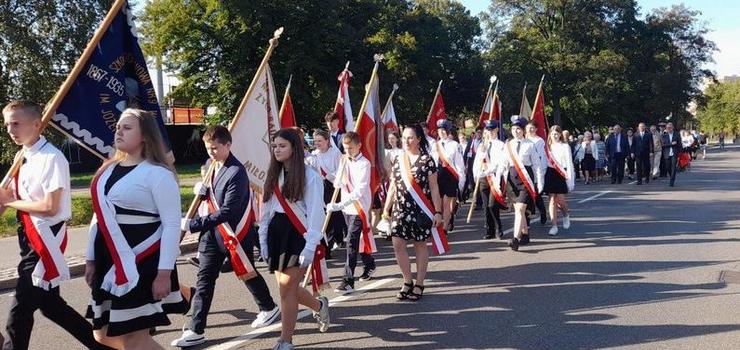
0;225;200;290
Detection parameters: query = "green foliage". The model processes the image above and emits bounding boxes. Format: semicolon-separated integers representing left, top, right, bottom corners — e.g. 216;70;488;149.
697;81;740;135
138;0;485;128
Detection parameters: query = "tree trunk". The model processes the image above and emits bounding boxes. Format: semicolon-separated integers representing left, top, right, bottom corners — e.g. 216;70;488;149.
552;94;563;127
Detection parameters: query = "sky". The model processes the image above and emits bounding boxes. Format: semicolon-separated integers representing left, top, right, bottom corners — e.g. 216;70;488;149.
459;0;740;78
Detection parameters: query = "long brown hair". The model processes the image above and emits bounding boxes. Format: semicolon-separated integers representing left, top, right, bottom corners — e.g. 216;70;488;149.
262;128;306;202
96;108;176;178
547;125;563;147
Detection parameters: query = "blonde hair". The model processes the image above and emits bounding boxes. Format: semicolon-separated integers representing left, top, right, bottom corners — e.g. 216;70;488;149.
547;125;563;146
97;108;176;178
2;101;42;119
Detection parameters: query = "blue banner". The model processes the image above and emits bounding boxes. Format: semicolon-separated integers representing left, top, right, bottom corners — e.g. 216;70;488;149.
52;2;169;158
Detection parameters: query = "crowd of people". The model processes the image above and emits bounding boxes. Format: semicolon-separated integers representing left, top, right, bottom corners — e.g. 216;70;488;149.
0;99;719;350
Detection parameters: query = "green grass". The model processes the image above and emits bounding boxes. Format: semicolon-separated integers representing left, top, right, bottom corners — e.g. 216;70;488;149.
70;163;203;188
0;185;199;237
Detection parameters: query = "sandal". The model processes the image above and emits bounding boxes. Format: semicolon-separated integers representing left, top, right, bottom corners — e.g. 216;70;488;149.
407;285;425;301
396;282;414;300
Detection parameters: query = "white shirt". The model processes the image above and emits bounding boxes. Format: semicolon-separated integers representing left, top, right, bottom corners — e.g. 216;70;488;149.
432;139;466;187
85;161;182;270
334;154;371;216
258;168;325;248
668;133;675;156
495;138;545;192
308;146;342;182
547;142;576;190
467;138;481;158
14;136;71;225
473;138;504;179
384;147;404;172
527;135;546;164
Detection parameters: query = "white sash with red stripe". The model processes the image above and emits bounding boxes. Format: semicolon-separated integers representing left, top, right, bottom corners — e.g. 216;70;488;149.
544;144;569;180
506;141;538;200
14;174;69;290
273;173;330;292
343;162;377;254
435;142;460;181
399;154;449;255
481;159;507;206
90;164;161;296
205;170;257;280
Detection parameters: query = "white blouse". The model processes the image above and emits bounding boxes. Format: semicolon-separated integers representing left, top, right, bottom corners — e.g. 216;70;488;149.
258;168;325;248
547;142;576;190
494;138;545;192
432;139;466;186
473;138;505;179
308;146;342;182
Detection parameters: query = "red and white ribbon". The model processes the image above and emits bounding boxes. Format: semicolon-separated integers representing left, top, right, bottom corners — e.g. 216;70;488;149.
205;170;257;280
544;144;569;180
435;142;460;181
481;158;507;206
90;164;160;296
343;162;377;254
506;141;538;201
14;173;69;290
399;154;449;255
273;176;330;292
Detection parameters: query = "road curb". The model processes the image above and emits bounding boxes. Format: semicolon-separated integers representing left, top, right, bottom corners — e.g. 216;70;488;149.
0;239;199;291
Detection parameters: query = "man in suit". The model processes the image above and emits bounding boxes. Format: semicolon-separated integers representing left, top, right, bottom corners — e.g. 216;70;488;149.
463;127;483;206
633;122;654;185
174;126;278;347
325;111;345;153
605;124;630;184
661;122;682;187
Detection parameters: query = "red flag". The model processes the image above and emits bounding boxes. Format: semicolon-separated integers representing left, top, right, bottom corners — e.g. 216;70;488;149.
426;81;446;138
531;77;547;139
279;76;296;128
356;61;382;192
478;90;492;128
382;84;399;131
334;63;354;133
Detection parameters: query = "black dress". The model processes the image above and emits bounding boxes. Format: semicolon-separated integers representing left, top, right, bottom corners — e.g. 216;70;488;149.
544;167;569;194
390;153;437;241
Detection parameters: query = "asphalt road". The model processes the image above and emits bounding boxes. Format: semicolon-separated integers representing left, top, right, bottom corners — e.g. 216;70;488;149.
1;146;738;350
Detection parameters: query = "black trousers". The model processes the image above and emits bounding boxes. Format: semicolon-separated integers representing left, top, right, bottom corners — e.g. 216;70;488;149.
636;154;651;181
5;225;109;350
190;229;276;334
626;155;635;175
609;153;626;182
324;180;346;246
343;215;375;281
479;182;503;235
665;155;678;185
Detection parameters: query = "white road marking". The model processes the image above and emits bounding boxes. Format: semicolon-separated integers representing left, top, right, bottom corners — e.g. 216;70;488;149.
205;278;396;350
578;191;613;204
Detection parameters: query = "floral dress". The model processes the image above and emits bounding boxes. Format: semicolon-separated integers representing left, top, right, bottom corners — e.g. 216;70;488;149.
390;152;437;241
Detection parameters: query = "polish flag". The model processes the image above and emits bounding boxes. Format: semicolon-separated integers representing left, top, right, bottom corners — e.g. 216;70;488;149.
279;76;296;128
356;63;383;192
334;63;354;133
531;77;547;139
383;99;398;131
425;81;446;138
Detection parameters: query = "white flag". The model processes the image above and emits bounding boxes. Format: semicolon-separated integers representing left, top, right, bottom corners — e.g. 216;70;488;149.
383;99;398;130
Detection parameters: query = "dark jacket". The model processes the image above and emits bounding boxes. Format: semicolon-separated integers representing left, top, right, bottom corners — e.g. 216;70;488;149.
661;131;682;159
605;132;630;158
633;130;654;157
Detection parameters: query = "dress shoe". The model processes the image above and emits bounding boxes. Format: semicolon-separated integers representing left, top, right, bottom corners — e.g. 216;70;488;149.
508;238;519;251
636;181;642;185
519;234;530;245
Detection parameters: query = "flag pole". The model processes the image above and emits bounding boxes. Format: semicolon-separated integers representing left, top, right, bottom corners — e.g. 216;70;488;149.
425;80;443;123
467;75;497;223
379;83;399;123
182;27;284;224
278;74;293;122
535;74;549;130
1;0;127;188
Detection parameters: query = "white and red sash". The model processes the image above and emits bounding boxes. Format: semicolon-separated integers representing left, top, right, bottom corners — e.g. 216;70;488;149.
205;169;257;281
506;141;538;201
544;144;569;180
14;173;69;290
273;176;330;292
481;158;507;206
90;164;161;296
343;162;377;254
400;154;449;255
435;141;460;181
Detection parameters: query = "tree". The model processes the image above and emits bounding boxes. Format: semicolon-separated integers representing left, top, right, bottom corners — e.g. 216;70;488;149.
697;81;740;136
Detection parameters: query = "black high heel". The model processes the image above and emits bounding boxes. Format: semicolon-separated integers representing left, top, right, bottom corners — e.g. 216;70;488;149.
396;282;414;300
408;285;425;301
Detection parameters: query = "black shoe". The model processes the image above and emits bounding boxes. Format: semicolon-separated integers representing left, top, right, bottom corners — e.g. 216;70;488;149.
611;180;616;184
448;221;455;232
334;279;354;294
540;213;547;225
519;234;530;245
483;233;494;240
508;238;519;251
220;260;233;273
496;230;505;240
187;257;200;268
359;268;376;282
645;179;650;184
636;181;642;185
618;180;623;184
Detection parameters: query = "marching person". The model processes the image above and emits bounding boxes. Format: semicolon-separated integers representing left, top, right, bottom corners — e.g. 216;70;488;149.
605;124;629;184
472;120;506;239
543;126;575;236
327;132;377;293
575;131;598;184
307;129;345;254
495;116;544;251
0;101;112;350
325;111;344;153
84;109;187;349
626;128;636;180
432;119;465;233
382;124;445;301
525;122;548;225
173;126;279;347
662;122;682;187
259;128;330;349
650;125;662;180
463;128;483;206
633;123;654;185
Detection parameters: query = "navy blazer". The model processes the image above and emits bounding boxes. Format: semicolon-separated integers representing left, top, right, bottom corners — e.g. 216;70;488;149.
605;132;630;158
189;152;252;248
661;131;682;159
633;131;654;157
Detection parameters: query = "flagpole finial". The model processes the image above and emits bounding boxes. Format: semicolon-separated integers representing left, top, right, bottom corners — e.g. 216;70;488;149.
373;54;385;63
393;83;399;91
269;27;284;45
490;75;497;84
345;61;350;70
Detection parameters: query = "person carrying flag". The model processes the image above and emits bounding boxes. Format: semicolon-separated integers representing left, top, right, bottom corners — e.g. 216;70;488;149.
307;129;345;255
473;120;507;240
526;121;548;225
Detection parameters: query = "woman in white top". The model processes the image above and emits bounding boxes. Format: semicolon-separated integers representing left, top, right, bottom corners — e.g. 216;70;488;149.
308;129;344;252
575;131;598;184
432;119;465;232
84;109;187;349
543;125;575;236
258;128;330;349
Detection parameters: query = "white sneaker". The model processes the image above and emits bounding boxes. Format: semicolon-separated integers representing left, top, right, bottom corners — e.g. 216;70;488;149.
548;226;559;236
251;306;280;328
171;329;205;347
563;215;571;229
313;296;330;332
